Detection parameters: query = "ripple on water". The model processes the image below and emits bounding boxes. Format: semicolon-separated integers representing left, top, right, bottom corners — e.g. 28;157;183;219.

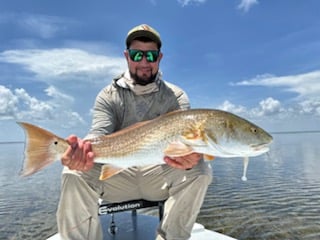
2;133;320;240
197;150;320;240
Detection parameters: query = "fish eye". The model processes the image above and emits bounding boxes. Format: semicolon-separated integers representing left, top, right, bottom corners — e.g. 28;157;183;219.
54;141;58;145
251;127;257;133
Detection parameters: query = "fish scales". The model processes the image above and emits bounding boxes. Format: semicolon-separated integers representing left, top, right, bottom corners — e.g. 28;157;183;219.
90;110;208;164
18;109;273;180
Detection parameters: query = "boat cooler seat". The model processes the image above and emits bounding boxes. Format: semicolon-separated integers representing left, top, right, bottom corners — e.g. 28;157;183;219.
98;199;165;235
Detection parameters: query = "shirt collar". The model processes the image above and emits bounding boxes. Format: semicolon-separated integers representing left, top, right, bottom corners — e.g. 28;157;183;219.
116;70;162;95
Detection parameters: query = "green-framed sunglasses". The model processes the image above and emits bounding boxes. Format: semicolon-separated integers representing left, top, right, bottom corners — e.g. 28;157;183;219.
128;49;160;62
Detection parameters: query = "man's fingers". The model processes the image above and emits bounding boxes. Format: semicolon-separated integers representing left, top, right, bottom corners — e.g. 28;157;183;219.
66;135;78;145
164;157;185;170
164;153;203;170
61;138;95;172
62;135;79;163
61;145;74;165
84;151;95;170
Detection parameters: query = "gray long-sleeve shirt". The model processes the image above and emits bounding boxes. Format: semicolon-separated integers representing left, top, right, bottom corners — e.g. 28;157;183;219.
87;73;190;138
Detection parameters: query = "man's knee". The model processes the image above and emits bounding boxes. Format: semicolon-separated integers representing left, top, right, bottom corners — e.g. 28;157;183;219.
189;161;213;185
198;170;213;186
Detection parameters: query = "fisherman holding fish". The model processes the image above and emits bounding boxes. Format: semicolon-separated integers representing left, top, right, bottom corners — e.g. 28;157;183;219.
58;24;213;240
19;23;272;239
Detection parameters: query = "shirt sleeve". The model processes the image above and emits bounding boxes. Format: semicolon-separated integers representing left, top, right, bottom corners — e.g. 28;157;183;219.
85;87;117;138
176;88;190;110
164;81;190;111
86;80;191;139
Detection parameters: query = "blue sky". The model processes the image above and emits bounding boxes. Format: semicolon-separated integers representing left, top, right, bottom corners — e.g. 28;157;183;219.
1;0;320;141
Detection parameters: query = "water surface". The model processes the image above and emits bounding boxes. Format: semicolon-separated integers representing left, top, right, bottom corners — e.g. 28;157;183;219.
197;132;320;240
1;133;320;239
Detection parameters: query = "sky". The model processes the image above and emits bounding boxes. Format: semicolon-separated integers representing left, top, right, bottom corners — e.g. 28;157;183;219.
1;0;320;141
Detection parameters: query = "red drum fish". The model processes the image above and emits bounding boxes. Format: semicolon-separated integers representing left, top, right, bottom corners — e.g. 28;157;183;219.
18;109;272;181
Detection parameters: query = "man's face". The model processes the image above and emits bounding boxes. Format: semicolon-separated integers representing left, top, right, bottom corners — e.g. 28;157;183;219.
124;40;163;85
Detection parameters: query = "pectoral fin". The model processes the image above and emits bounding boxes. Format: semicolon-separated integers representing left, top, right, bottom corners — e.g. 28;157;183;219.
99;164;124;181
204;154;215;161
164;142;194;157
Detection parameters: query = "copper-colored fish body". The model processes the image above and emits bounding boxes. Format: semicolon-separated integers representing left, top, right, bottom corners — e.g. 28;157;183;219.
18;109;273;180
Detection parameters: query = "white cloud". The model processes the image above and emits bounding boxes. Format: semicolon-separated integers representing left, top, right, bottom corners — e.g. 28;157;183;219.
217;94;320;131
45;86;74;103
19;15;67;39
0;85;85;127
14;88;54;120
299;100;320;116
218;100;247;115
219;97;289;119
218;99;276;118
233;70;320;99
0;48;126;83
229;69;320;128
0;86;19;119
177;0;206;7
237;0;259;12
0;48;127;133
0;13;73;39
231;70;320;119
258;97;282;116
0;85;51;120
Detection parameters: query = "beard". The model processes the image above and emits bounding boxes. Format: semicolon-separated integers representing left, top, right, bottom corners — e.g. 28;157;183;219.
130;70;158;86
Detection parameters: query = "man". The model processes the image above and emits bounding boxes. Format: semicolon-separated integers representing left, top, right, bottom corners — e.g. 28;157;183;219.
58;24;212;240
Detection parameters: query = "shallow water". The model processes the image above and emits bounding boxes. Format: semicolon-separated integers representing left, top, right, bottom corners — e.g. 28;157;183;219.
1;132;320;240
197;132;320;240
0;143;62;240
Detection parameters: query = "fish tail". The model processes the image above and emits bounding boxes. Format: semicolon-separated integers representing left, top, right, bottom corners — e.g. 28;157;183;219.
17;122;67;177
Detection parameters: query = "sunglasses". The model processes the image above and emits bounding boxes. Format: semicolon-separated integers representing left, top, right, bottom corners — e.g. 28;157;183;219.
128;49;160;62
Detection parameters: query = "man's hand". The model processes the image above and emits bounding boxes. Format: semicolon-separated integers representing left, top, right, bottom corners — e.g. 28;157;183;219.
164;153;202;170
61;135;95;171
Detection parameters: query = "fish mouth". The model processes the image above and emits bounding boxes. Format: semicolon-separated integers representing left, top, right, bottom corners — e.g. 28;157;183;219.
251;143;271;152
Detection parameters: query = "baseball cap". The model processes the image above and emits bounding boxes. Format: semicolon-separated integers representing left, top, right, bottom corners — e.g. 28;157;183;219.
126;24;162;49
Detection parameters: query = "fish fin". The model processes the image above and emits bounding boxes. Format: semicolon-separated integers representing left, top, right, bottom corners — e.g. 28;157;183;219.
99;164;124;181
164;142;194;157
17;122;67;177
204;154;215;161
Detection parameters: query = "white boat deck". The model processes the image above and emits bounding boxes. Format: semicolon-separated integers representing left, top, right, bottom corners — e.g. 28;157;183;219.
47;212;237;240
